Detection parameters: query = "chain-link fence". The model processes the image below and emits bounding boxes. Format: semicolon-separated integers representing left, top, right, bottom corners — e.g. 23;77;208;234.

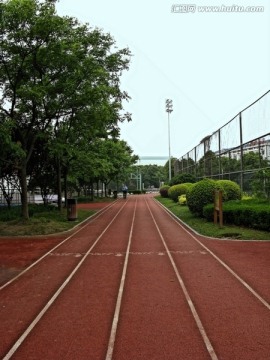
174;90;270;193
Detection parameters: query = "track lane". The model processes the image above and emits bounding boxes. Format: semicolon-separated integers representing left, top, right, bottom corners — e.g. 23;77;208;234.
111;196;213;359
1;194;269;359
0;199;129;358
5;198;137;360
0;201;116;291
155;198;270;303
148;196;270;359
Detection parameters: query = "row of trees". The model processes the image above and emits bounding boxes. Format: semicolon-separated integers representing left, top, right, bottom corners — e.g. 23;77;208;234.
0;0;138;218
176;150;269;178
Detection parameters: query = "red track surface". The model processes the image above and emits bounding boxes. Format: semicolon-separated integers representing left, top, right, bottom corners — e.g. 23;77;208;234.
0;195;269;359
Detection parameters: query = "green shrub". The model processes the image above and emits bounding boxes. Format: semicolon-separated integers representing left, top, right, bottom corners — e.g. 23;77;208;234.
203;199;270;231
178;194;187;205
186;178;220;216
168;183;194;202
159;185;170;198
131;190;146;194
216;180;241;201
0;204;57;221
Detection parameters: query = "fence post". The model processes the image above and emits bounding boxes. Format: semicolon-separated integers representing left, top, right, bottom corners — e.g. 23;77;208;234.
239;112;244;192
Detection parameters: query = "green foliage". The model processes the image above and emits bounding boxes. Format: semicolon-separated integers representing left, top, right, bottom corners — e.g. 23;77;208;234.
131;190;146;194
252;169;270;200
157;195;270;240
241;193;254;200
0;0;132;219
132;165;166;189
0;204;57;221
203;199;270;231
168;183;194;202
169;173;196;186
159;185;170;198
164;157;177;182
178;194;187;205
216;180;241;201
186;178;219;216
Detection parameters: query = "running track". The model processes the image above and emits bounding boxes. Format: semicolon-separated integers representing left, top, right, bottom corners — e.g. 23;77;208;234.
0;194;269;359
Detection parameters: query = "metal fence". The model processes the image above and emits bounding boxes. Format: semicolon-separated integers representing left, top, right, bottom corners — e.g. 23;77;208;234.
174;90;270;193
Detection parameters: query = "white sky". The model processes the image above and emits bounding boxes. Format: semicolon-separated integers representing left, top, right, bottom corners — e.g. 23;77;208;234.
56;0;270;165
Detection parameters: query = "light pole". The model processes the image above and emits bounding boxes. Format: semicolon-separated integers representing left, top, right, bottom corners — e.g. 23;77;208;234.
165;99;173;181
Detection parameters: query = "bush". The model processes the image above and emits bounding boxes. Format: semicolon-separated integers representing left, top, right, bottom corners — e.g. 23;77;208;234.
216;180;241;201
131;190;146;194
0;204;57;221
203;199;270;231
186;178;220;216
178;194;187;205
168;183;194;202
159;185;170;198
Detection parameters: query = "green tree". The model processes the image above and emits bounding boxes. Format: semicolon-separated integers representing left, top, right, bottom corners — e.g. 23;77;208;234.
243;151;268;170
252;169;270;200
137;164;166;189
169;173;196;186
0;0;131;218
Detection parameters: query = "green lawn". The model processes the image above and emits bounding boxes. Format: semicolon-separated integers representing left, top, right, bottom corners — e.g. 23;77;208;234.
0;206;95;236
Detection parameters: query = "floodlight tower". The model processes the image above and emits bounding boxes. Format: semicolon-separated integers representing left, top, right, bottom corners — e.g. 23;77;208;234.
165;99;173;181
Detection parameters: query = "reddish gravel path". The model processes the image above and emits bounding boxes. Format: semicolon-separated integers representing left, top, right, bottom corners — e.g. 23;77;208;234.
0;195;269;360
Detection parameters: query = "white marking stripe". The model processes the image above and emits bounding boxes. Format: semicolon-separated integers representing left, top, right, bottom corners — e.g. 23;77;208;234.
155;199;270;311
2;201;128;360
146;200;219;360
0;202;116;291
49;250;206;257
105;199;137;360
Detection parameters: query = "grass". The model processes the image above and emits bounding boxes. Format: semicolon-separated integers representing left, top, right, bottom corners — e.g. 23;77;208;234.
156;196;270;241
0;205;95;236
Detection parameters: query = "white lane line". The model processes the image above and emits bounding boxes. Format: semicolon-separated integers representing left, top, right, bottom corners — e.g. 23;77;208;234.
155;199;270;311
2;201;128;360
0;202;117;291
105;199;137;360
146;200;219;360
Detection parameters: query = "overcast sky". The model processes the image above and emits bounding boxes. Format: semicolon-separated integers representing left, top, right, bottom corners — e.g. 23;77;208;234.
56;0;270;165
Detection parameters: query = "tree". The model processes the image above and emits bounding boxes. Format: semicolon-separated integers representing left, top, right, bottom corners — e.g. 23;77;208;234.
69;138;138;197
252;169;270;200
169;173;196;186
134;164;166;189
243;151;268;170
0;0;131;218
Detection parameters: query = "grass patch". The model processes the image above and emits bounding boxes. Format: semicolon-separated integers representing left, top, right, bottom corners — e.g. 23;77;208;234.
156;196;270;241
0;205;95;236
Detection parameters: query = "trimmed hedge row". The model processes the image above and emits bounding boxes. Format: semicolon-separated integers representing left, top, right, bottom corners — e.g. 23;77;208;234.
186;179;242;216
168;183;194;202
159;185;170;198
203;200;270;231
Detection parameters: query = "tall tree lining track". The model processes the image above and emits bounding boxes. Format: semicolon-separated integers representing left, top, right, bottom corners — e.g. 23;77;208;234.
0;195;269;359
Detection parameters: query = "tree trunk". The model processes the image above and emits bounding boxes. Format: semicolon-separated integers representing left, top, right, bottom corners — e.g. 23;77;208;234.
56;157;62;211
19;164;29;220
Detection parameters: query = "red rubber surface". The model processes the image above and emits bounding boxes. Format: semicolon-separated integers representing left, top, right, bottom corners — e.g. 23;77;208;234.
0;195;269;359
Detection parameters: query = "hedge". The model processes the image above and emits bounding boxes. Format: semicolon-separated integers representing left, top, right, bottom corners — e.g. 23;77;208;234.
203;200;270;231
159;185;170;198
168;183;194;202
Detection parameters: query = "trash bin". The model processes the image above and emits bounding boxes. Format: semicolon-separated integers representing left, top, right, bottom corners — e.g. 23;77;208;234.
67;198;77;221
113;190;118;199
